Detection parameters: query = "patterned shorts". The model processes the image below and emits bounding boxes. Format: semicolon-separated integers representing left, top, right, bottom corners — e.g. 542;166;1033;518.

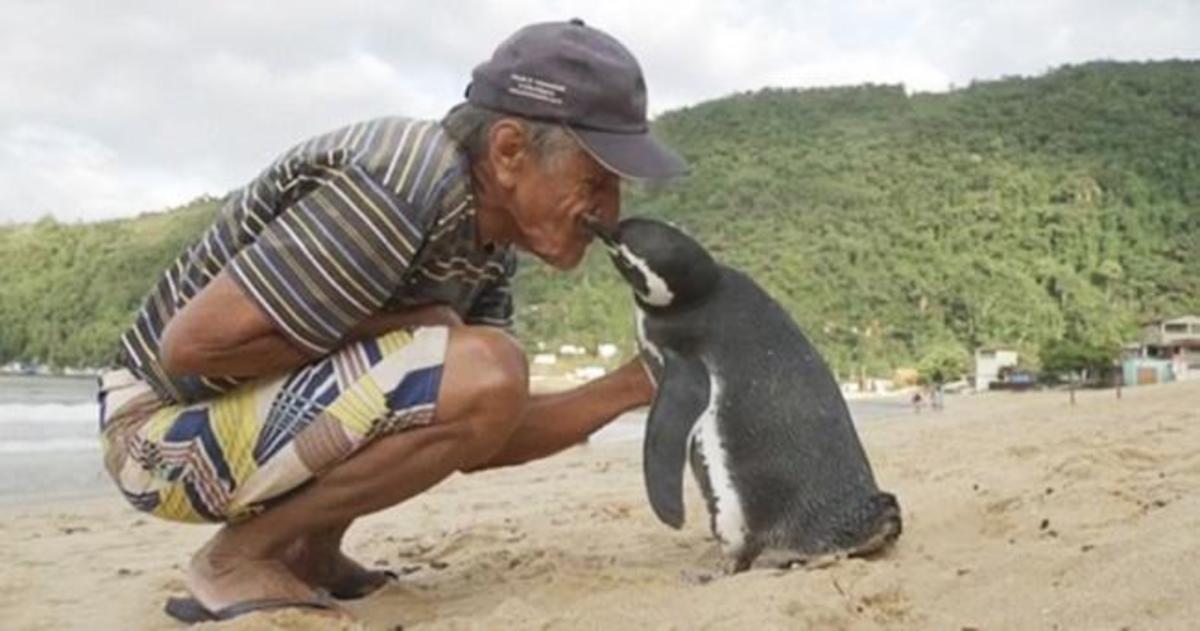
98;327;447;523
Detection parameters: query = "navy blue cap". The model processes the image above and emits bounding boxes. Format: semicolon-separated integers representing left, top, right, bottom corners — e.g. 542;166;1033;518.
467;19;687;180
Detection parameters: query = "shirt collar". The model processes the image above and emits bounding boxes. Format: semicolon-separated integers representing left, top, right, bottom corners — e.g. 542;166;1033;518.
433;126;499;254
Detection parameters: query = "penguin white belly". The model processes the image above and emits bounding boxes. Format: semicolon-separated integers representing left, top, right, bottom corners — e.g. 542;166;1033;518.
687;370;747;556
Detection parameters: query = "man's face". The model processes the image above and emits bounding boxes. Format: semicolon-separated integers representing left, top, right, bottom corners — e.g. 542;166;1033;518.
507;144;620;270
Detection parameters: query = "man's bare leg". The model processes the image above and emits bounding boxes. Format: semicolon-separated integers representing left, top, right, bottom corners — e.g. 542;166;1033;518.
185;326;529;612
282;520;393;598
278;356;655;598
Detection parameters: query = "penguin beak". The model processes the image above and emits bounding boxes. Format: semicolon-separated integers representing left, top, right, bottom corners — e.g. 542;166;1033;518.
581;213;619;249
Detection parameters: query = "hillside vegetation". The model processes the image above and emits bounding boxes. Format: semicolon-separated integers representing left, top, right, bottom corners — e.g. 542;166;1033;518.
2;61;1198;376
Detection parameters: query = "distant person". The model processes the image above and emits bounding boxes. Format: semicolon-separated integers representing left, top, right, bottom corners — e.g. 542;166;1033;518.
932;383;945;411
911;390;924;414
96;20;685;622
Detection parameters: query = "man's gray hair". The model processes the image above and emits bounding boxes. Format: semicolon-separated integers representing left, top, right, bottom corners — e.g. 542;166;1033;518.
442;102;579;170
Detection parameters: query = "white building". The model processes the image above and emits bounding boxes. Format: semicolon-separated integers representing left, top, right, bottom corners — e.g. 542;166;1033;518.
974;348;1018;391
558;344;586;356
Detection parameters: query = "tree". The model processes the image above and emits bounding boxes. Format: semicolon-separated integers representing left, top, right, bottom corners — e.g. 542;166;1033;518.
917;342;969;385
1038;337;1120;404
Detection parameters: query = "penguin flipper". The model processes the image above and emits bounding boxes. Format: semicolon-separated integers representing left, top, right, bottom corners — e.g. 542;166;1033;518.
639;347;664;385
644;348;710;529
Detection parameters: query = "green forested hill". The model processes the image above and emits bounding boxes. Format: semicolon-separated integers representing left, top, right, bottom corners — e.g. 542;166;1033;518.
0;198;221;367
516;60;1200;375
2;61;1198;376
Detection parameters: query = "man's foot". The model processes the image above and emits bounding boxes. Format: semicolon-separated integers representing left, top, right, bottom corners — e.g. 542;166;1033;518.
283;538;396;600
182;532;341;621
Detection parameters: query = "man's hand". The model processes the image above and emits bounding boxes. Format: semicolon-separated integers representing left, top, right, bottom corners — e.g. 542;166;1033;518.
411;304;464;327
613;354;657;407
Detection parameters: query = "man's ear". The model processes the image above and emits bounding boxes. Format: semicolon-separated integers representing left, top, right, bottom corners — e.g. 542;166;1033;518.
487;119;530;189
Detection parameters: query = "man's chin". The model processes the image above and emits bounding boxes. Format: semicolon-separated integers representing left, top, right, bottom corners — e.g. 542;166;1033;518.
536;247;586;271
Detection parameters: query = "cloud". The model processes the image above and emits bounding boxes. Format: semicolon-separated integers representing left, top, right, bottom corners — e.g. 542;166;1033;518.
0;0;1197;222
0;124;216;222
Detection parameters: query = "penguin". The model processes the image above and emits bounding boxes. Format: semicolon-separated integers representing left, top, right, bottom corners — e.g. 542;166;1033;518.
584;216;901;571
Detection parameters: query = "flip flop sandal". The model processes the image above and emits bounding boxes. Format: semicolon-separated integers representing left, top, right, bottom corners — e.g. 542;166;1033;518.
330;569;399;600
163;594;335;624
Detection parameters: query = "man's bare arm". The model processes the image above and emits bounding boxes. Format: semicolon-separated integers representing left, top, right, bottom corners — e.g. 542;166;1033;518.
159;270;311;378
161;270;459;379
469;358;654;470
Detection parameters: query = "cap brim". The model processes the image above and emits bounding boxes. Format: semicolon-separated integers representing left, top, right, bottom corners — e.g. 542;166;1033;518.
567;127;688;180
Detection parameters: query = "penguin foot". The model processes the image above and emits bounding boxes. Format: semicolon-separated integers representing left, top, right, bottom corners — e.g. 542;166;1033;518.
771;551;846;571
679;569;717;585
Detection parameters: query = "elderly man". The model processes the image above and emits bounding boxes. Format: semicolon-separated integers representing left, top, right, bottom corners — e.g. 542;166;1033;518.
97;19;686;622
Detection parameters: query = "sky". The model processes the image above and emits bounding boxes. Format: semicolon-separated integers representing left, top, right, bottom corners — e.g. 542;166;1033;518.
1;0;1198;223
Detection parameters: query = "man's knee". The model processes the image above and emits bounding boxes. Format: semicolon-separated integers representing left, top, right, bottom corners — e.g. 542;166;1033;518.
446;325;528;398
436;326;528;450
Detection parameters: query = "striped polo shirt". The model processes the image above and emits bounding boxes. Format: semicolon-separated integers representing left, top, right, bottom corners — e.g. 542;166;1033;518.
116;117;516;404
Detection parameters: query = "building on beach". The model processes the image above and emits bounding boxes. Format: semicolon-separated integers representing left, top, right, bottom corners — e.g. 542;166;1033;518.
1123;315;1200;384
973;348;1019;391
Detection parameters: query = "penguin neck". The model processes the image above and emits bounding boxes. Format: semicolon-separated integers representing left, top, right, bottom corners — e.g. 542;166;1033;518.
633;273;719;316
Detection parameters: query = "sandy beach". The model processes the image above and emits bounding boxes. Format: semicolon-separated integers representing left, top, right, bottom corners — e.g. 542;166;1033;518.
1;380;1197;630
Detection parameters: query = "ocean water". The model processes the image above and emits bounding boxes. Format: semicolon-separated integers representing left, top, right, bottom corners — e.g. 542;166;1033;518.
0;375;108;503
0;380;100;451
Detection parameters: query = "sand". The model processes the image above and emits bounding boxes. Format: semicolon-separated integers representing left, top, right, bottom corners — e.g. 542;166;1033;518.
1;380;1197;630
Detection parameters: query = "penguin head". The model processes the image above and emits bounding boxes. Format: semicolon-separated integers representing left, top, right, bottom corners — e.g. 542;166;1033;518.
583;215;719;309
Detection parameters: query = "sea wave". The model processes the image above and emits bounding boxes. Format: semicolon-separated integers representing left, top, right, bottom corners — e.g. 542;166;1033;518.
0;403;98;425
0;438;100;453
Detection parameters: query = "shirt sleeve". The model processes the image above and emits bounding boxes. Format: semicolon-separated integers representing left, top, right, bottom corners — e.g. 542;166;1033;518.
227;162;432;356
464;252;517;329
